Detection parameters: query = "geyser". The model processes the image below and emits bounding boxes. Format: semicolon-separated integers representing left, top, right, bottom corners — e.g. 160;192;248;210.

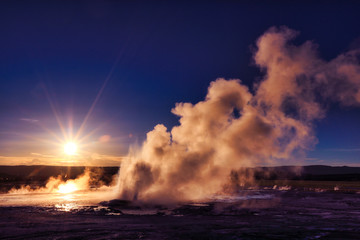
116;26;360;204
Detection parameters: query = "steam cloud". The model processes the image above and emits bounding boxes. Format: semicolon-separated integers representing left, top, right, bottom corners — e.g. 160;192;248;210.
9;168;114;194
117;27;360;204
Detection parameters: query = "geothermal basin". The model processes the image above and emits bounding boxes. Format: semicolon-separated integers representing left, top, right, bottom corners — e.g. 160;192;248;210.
1;187;360;239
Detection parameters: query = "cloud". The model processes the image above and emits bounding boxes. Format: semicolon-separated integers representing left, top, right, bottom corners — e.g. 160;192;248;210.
31;152;55;158
20;118;39;123
0;156;33;165
99;134;111;143
85;153;124;166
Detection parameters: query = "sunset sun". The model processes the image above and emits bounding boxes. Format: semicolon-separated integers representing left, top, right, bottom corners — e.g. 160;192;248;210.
64;142;77;156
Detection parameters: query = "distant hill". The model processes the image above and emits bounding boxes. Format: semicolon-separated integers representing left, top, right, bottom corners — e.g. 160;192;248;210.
252;165;360;181
302;165;360;175
0;165;360;183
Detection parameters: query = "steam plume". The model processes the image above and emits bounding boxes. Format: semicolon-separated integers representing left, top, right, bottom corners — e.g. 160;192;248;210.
117;27;360;204
8;168;114;194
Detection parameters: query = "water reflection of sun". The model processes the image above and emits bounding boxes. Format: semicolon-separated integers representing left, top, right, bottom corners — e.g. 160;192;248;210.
55;203;77;212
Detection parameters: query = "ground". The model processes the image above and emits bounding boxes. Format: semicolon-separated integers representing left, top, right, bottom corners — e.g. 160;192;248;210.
1;190;360;239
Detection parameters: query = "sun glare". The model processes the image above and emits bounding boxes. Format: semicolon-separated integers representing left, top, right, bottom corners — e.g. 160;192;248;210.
64;142;77;156
57;182;78;194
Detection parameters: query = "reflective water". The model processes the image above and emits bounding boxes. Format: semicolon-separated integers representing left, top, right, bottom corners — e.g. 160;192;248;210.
0;189;360;239
0;188;116;208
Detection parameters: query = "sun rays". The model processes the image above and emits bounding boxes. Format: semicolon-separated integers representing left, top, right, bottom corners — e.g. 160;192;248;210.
6;50;126;166
24;82;110;164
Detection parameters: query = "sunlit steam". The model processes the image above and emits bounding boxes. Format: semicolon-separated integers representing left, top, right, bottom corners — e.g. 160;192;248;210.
116;26;360;204
8;168;115;194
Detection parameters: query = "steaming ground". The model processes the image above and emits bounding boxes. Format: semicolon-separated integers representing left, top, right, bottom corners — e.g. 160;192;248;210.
0;168;118;207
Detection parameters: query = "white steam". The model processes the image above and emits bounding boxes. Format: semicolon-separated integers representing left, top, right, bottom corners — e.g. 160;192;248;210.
117;27;360;204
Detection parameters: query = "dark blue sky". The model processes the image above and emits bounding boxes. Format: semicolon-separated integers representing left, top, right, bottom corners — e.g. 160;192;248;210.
1;1;360;166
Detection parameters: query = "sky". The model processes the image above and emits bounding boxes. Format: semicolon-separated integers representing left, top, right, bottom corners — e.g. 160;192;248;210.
0;1;360;166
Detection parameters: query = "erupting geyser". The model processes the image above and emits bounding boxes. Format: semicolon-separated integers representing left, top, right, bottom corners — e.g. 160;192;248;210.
116;26;360;205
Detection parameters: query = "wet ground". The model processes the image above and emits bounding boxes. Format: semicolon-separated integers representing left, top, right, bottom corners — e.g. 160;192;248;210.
1;189;360;239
